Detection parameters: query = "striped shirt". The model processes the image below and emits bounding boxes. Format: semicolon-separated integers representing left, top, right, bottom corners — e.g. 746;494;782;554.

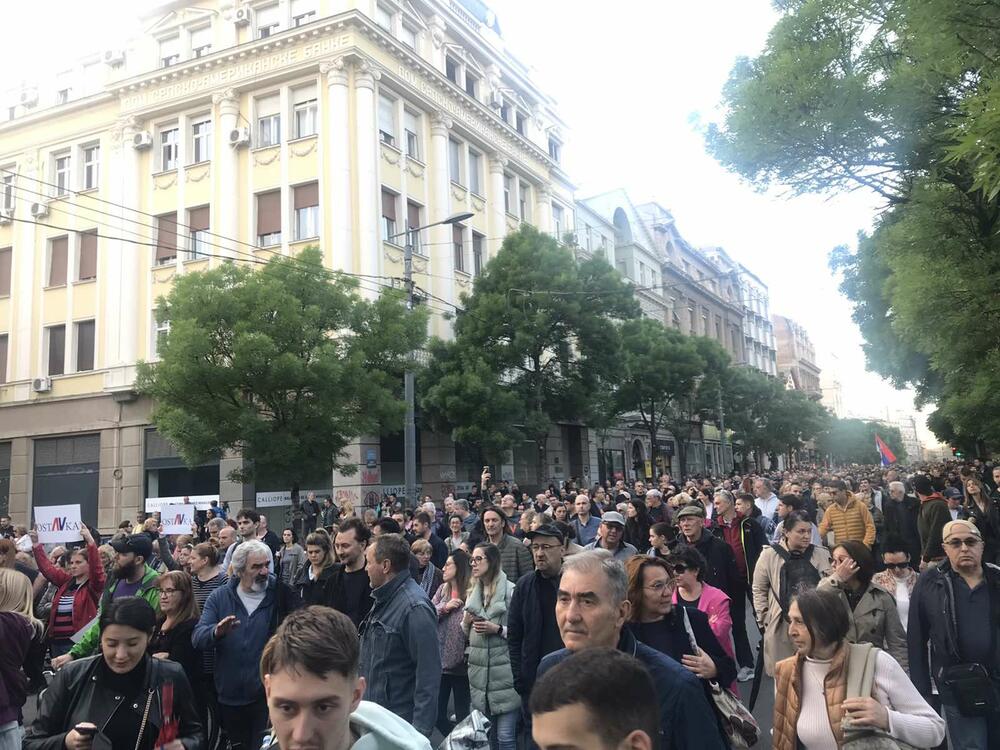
50;580;80;639
192;571;228;674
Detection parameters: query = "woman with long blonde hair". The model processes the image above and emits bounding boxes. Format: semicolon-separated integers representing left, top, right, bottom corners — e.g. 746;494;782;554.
0;567;44;749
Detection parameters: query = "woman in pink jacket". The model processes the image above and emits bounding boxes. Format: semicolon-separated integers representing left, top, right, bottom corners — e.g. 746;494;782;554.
670;545;738;694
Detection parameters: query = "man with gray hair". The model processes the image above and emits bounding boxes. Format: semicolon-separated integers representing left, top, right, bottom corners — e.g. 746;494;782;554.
194;539;300;750
883;479;921;566
453;498;478;534
535;550;725;750
644;488;667;523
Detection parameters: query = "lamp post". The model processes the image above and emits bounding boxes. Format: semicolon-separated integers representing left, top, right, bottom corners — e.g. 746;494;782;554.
388;210;474;508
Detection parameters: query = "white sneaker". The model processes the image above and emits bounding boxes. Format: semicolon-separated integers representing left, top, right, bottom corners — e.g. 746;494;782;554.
737;666;755;682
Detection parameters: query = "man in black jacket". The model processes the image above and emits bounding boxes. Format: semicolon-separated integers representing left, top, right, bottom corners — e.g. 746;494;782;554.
909;520;1000;748
508;524;565;705
882;480;921;568
669;505;738;597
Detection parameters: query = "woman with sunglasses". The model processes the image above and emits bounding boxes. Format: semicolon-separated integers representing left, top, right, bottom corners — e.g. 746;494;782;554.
624;556;737;692
871;536;919;631
667;546;739;693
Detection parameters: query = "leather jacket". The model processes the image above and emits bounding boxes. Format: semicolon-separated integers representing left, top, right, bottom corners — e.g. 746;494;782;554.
24;655;204;750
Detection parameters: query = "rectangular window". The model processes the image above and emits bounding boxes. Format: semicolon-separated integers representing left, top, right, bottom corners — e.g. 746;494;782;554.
401;23;417;49
381;189;398;243
54;155;71;196
516;111;527;135
403;110;420;159
83;145;99;189
191;119;212;163
293;86;318;138
292;0;317;26
472;232;484;276
445;57;459;84
503;174;512;213
0;334;7;384
152;314;171;358
78;232;97;281
155;213;178;265
160;36;180;67
56;89;70;105
257;191;282;246
187;207;210;260
190;26;212;57
47;324;65;376
75;320;95;372
1;173;13;211
464;71;478;98
375;3;393;31
519;182;530;221
468;150;482;195
160;127;179;170
378;93;396;146
500;101;511;123
453;225;465;272
293;183;319;240
548;136;561;163
48;237;68;287
0;247;10;295
448;139;462;185
257;3;281;38
406;201;422;255
552;203;564;238
256;95;281;146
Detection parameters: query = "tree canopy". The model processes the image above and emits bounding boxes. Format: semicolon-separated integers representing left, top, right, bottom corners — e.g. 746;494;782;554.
816;417;908;466
709;0;1000;455
136;247;427;495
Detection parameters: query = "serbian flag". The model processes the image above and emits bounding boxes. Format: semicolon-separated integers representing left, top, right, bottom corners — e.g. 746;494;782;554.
875;435;897;466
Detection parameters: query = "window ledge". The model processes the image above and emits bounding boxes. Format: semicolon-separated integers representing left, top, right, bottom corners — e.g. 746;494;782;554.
43;284;67;291
152;168;178;178
252;143;281;153
405;154;425;166
455;269;472;278
183;257;209;265
293;235;319;243
289;134;317;144
186;160;211;168
78;187;98;196
74;278;97;286
380;139;402;154
450;180;467;191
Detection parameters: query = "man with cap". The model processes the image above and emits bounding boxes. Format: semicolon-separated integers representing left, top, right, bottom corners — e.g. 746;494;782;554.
583;512;637;562
51;533;160;667
669;504;738;600
943;486;966;521
913;473;952;570
909;519;1000;748
508;523;566;705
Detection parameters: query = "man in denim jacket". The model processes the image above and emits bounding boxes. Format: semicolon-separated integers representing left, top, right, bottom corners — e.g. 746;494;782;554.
359;534;441;736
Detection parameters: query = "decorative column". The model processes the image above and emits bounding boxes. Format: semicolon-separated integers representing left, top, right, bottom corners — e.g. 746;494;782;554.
321;56;353;273
213;89;240;260
354;59;380;291
534;185;552;234
428;15;447;72
488;152;508;253
12;153;38;383
428;113;455;326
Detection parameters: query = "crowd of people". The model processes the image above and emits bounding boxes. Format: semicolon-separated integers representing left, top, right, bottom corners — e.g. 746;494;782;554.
0;459;996;749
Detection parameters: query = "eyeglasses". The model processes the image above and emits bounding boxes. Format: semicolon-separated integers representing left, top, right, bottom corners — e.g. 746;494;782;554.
159;588;179;596
670;564;691;575
529;544;561;552
944;538;981;550
470;556;486;563
644;580;676;593
882;562;910;570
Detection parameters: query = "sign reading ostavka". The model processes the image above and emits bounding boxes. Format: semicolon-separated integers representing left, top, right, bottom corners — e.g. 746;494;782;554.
121;34;352;112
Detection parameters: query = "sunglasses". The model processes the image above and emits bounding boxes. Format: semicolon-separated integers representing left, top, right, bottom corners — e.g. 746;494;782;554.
882;562;909;570
670;564;691;575
944;538;981;550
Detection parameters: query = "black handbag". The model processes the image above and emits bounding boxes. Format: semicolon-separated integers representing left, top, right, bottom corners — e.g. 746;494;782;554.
939;663;999;717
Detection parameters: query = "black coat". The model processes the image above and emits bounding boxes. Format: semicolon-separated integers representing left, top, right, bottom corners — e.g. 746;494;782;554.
966;496;1000;564
669;532;738;598
293;563;339;606
507;570;563;698
25;655;204;750
882;495;922;564
710;513;765;588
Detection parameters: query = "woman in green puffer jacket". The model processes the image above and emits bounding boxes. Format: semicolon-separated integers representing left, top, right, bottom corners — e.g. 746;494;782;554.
463;542;519;750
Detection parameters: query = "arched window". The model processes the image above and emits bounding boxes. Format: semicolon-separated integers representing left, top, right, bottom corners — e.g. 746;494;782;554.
612;207;632;245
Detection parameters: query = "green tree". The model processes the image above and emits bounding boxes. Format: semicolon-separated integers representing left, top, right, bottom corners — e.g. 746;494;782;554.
816;418;907;465
609;319;706;476
421;225;639;487
136;247;427;500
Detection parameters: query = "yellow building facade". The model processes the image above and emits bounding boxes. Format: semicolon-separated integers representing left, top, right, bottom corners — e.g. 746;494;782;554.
0;0;573;529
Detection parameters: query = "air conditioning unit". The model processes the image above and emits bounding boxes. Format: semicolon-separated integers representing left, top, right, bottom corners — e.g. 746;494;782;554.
20;88;38;107
0;209;11;225
234;6;253;26
32;377;52;393
228;127;251;147
132;131;153;149
104;49;126;66
30;201;49;218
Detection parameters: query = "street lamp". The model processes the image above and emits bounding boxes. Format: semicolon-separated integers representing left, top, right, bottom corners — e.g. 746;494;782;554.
387;210;475;508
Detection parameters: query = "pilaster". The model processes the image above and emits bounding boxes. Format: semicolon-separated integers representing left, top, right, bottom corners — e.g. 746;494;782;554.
212;89;240;260
354;59;380;292
321;56;354;273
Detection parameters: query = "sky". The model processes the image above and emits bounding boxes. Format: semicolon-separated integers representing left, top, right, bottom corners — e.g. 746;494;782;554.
0;0;939;446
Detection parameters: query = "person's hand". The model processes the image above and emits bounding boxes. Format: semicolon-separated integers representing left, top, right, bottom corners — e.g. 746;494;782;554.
445;598;462;613
680;648;717;680
51;653;74;670
152;652;170;660
65;724;97;750
80;525;94;545
214;615;240;639
156;741;185;750
832;556;859;584
919;559;929;572
472;620;499;635
29;526;38;545
841;696;889;731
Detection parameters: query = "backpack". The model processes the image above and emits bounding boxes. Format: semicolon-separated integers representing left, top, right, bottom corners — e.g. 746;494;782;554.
771;543;821;620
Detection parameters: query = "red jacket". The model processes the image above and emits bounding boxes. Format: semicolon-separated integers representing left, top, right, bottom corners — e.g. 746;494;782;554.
32;543;105;635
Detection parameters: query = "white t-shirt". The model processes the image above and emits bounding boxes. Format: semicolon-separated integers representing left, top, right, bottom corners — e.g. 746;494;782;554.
237;586;266;617
895;579;910;633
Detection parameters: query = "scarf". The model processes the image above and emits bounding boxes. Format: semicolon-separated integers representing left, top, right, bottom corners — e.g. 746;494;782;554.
418;565;436;595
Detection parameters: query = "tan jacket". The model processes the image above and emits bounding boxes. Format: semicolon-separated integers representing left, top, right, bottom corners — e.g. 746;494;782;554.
818;495;876;547
772;642;850;750
752;543;832;675
818;576;908;673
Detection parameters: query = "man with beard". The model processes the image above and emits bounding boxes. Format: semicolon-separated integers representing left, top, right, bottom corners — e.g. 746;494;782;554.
52;533;160;667
195;539;301;750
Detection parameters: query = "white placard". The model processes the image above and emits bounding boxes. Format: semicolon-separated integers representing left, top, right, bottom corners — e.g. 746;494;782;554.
255;489;329;508
160;505;196;535
144;495;218;512
34;504;84;544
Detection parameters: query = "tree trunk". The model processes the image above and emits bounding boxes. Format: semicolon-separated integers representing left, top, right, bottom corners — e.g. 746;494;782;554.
649;427;659;481
676;438;688;479
535;432;548;492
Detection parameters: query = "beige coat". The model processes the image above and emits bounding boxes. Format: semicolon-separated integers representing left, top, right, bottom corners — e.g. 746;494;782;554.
817;576;908;673
752;543;832;675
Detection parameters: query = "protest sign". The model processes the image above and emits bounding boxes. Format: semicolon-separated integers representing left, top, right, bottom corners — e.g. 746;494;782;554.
161;504;196;535
35;504;84;544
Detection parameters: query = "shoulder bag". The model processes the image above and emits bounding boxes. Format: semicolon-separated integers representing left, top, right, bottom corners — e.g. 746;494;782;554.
841;643;918;750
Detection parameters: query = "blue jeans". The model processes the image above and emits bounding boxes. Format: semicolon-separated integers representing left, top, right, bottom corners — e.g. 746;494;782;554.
0;722;22;750
943;702;1000;749
490;709;518;750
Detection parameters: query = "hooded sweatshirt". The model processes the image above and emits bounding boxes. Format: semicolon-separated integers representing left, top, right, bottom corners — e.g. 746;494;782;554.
263;700;432;750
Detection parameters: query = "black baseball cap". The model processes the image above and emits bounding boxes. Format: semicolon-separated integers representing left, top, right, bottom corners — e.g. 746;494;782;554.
110;533;153;560
526;523;564;543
